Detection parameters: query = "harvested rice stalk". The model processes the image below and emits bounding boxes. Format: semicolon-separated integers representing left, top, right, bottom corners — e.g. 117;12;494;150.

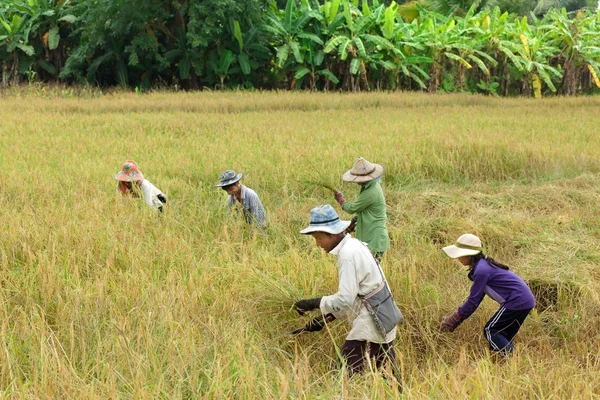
301;178;340;193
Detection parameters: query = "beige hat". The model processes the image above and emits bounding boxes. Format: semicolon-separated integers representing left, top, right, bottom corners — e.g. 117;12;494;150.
443;234;483;259
342;157;384;183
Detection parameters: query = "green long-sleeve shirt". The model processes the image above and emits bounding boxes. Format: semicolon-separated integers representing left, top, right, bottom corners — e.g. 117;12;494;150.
341;180;390;253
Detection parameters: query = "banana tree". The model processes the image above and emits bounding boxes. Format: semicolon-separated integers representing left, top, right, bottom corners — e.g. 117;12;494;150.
0;12;36;85
363;2;432;89
265;0;342;90
227;20;272;88
293;46;341;90
412;5;484;92
0;0;77;83
545;8;600;94
29;0;78;79
323;0;382;90
500;16;562;97
0;8;8;85
206;46;235;88
447;5;499;90
475;6;514;95
263;0;324;83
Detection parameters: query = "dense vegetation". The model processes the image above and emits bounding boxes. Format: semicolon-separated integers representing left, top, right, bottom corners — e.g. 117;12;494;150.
1;0;599;95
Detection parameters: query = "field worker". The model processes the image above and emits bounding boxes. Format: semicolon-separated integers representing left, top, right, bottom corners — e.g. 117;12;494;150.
216;170;266;227
293;205;401;376
334;157;390;262
115;160;167;212
439;234;536;357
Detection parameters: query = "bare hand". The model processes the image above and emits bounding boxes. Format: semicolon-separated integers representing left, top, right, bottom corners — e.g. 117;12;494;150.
334;192;345;206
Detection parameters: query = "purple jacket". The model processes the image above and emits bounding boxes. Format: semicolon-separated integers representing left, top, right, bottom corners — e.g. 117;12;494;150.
457;259;536;319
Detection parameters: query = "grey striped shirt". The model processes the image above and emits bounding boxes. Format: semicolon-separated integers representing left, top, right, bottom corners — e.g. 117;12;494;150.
227;185;266;227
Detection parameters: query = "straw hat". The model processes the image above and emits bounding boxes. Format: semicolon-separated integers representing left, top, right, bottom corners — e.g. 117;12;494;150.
215;170;243;187
342;157;384;183
115;160;144;182
300;204;351;235
443;234;483;259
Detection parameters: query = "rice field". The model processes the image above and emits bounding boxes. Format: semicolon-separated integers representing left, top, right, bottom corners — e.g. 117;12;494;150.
1;91;600;398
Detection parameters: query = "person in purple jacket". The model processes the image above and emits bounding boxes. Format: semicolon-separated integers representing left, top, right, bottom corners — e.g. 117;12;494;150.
439;234;536;357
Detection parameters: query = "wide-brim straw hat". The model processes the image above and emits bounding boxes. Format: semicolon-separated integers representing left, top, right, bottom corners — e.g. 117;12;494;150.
300;204;351;235
443;234;483;259
342;157;384;183
115;160;144;182
215;170;243;187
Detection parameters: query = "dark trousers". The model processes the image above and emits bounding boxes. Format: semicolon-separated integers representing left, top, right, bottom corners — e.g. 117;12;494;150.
341;339;396;375
484;307;532;356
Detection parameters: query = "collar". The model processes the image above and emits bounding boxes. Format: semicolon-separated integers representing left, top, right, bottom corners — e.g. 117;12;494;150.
329;233;351;256
360;179;377;191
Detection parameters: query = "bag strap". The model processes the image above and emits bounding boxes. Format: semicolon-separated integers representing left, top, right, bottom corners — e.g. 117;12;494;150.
369;246;390;289
357;242;391;299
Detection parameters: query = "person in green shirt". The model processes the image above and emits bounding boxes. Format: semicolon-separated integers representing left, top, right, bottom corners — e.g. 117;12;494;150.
334;158;390;262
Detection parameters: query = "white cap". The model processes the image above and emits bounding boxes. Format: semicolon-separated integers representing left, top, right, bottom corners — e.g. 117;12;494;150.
443;234;483;259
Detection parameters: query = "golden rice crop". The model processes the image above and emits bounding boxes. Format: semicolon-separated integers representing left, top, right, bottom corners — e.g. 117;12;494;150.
0;90;599;398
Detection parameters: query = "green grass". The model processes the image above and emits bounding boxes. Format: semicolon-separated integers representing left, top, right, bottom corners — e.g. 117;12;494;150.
0;91;599;398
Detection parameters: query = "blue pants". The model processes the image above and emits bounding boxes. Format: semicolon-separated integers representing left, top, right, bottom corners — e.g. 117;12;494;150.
484;307;532;356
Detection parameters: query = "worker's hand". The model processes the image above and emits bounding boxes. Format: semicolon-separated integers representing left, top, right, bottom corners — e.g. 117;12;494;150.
305;315;327;332
439;311;463;332
334;192;345;206
293;297;322;315
306;314;336;332
293;314;336;334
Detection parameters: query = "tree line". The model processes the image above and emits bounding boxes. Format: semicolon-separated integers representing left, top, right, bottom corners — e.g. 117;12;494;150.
1;0;599;96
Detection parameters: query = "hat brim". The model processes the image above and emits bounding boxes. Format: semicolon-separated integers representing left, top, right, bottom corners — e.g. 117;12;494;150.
300;219;351;235
215;173;243;187
342;164;384;183
442;245;481;259
115;171;144;182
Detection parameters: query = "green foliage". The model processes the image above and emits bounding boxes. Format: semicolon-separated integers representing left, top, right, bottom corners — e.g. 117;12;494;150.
412;0;597;17
0;0;599;95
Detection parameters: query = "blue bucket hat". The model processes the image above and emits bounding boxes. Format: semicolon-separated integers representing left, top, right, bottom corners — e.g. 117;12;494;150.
216;170;243;187
300;204;351;235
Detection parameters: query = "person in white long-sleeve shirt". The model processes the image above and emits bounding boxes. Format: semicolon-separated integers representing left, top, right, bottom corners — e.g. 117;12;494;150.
115;160;167;212
293;204;397;375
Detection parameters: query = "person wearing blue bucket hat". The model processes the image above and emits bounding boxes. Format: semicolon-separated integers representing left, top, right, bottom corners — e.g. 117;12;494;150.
293;204;401;378
216;169;266;227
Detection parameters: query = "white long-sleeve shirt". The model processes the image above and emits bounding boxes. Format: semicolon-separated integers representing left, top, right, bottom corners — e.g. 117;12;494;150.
117;179;165;210
140;180;165;210
320;234;397;343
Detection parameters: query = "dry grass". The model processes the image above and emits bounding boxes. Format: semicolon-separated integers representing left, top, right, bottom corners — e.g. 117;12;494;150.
1;91;600;398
